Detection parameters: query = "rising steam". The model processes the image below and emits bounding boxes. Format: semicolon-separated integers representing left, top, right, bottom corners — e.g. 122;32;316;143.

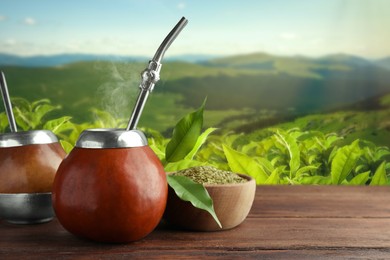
94;61;145;126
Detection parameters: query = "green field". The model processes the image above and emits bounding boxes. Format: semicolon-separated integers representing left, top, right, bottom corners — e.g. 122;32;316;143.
1;52;390;148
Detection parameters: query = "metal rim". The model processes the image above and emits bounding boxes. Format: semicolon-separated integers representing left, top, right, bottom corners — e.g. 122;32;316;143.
0;130;59;147
75;129;148;148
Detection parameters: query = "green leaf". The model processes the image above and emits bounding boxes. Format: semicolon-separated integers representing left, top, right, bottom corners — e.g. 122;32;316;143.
328;146;339;164
165;159;206;172
275;130;300;175
270;156;282;167
299;176;332;185
349;171;370;185
370;161;388;186
264;167;282;185
11;97;31;111
308;154;318;164
167;175;222;228
33;103;61;126
330;140;360;184
165;99;206;162
375;149;390;161
13;107;31;130
43;116;73;134
185;127;217;160
148;139;166;161
60;140;74;154
31;98;51;109
0;113;9;132
223;144;268;184
256;157;275;175
295;165;319;178
386;162;390;171
11;98;60;130
241;141;259;155
325;134;343;148
355;164;368;174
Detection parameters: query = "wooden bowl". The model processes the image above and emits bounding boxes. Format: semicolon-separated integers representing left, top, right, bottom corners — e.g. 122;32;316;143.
164;173;256;231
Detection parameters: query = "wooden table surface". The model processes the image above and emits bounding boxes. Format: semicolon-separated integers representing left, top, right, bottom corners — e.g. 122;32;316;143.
1;186;390;259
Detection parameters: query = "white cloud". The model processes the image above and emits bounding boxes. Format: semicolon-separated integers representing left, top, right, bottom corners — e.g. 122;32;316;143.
0;15;6;21
177;2;186;9
279;32;297;40
24;17;36;25
4;38;16;46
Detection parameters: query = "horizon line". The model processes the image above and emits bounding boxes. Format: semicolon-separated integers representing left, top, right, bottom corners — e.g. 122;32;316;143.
0;51;389;61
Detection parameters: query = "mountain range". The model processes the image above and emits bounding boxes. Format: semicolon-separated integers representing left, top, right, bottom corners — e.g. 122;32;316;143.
0;52;389;70
0;51;389;135
0;53;219;67
160;52;390;112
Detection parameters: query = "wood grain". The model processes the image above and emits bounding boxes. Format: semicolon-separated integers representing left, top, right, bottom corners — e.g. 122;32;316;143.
251;185;390;218
1;185;390;259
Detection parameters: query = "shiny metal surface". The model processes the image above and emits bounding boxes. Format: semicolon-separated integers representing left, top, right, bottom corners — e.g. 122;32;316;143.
0;71;17;132
0;130;59;147
75;129;148;148
126;17;188;130
0;192;54;224
152;17;188;64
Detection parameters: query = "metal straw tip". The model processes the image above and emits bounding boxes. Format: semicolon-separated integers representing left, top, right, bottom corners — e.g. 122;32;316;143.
152;17;189;63
180;16;188;24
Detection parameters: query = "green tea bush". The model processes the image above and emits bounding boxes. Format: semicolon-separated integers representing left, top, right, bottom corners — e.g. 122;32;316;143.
1;97;389;185
197;128;390;185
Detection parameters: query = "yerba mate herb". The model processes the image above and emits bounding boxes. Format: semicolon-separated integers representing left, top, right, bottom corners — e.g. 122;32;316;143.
173;166;246;185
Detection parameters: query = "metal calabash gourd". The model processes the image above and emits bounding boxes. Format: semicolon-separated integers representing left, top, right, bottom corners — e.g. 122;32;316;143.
52;17;188;243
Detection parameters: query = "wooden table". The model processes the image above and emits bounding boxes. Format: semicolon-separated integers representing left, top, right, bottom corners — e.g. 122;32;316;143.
1;186;390;259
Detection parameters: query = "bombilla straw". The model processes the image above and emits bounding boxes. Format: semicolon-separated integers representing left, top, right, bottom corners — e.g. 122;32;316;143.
0;71;17;132
126;17;188;130
153;17;188;64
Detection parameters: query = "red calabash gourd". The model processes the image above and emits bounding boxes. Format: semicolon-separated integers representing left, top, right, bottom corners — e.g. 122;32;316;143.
0;131;66;193
52;130;167;243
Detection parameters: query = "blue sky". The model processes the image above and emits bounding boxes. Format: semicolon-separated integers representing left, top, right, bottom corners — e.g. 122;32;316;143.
0;0;389;58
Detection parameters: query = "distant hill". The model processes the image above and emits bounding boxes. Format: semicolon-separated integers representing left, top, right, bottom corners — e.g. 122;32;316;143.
316;53;374;67
376;57;390;70
200;52;390;78
2;52;388;70
0;53;219;67
163;52;390;111
0;53;147;67
0;52;389;135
